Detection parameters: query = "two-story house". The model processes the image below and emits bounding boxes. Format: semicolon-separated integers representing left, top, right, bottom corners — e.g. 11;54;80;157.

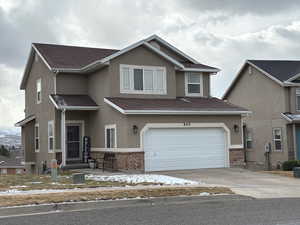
224;60;300;169
15;35;249;173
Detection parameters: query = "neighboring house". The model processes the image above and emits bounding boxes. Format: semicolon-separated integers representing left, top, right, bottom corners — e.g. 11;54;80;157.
0;152;25;175
15;35;249;173
223;60;300;168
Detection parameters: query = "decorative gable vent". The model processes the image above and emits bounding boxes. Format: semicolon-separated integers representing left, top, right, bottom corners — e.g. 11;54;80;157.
149;40;160;50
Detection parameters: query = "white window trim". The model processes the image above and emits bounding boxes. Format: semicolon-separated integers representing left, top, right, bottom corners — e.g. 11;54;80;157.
1;168;7;175
36;78;42;104
35;123;40;153
105;124;117;148
120;64;167;95
273;128;283;152
48;120;55;153
296;88;300;111
185;72;204;97
246;128;253;149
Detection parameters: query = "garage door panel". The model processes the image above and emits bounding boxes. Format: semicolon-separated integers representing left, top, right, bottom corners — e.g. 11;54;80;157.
144;127;227;171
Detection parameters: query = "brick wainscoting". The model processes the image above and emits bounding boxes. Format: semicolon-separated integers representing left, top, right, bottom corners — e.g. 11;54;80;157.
229;149;245;166
91;151;144;171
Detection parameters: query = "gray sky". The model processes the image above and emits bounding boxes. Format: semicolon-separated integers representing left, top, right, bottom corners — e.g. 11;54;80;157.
1;0;300;129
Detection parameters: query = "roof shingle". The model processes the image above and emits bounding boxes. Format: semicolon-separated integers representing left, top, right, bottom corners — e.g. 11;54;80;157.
34;43;119;69
105;97;248;112
248;60;300;82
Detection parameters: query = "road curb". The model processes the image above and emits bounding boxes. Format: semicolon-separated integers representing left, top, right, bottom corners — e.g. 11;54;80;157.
0;194;253;218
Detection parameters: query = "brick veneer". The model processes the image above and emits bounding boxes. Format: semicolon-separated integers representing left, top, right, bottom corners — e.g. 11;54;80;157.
229;148;245;166
91;149;244;171
91;151;144;171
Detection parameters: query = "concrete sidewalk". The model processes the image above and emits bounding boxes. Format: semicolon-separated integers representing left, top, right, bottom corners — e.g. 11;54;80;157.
159;168;300;198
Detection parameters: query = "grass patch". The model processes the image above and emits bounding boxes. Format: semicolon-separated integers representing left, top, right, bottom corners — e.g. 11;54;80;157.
0;174;158;192
0;186;233;207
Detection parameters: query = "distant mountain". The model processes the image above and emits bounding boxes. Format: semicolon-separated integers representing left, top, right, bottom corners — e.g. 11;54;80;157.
0;127;21;147
0;127;21;136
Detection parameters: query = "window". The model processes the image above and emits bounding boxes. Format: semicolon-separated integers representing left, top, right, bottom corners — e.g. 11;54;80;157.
273;128;282;151
36;78;42;104
48;121;54;152
1;168;7;175
185;72;203;96
35;123;40;152
120;65;166;94
16;169;23;174
246;128;253;149
296;89;300;111
105;124;116;148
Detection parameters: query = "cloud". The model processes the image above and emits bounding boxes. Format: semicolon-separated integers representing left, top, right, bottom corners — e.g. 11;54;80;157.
177;0;300;15
1;0;300;128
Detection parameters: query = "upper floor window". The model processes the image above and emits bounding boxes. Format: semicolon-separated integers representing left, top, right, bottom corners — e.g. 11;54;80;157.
36;78;42;104
120;64;166;95
35;123;40;152
185;72;203;96
273;128;282;151
296;89;300;111
48;121;54;153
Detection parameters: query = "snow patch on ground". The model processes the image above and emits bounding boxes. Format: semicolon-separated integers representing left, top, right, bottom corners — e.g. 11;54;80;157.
86;174;199;185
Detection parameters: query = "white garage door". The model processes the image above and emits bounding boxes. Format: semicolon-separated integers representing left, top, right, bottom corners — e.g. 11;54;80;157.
144;127;227;172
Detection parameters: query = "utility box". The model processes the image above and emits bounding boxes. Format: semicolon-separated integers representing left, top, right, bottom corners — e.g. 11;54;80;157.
72;173;85;184
293;167;300;178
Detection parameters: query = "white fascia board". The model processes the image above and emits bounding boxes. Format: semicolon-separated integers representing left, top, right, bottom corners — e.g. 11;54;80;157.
104;98;126;114
247;61;284;86
62;106;99;110
123;110;251;115
280;113;293;122
222;61;248;99
179;67;220;73
49;95;60;109
222;60;284;99
143;42;184;68
285;72;300;82
104;98;251;115
98;39;146;64
15;115;36;127
32;44;53;71
145;34;199;64
283;81;300;87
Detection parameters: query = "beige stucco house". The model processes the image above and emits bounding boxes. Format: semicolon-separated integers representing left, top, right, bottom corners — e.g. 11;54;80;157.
16;35;249;174
224;60;300;169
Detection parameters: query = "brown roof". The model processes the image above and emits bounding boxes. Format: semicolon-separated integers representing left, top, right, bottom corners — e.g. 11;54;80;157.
50;94;98;108
33;43;119;69
105;97;248;112
182;62;219;71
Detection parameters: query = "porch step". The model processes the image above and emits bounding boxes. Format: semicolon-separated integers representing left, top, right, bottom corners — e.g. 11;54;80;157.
62;163;89;170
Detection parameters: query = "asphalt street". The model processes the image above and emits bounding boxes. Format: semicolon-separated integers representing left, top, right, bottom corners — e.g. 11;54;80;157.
1;196;300;225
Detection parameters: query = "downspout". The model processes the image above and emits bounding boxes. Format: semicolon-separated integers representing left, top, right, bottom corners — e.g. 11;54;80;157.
61;108;66;167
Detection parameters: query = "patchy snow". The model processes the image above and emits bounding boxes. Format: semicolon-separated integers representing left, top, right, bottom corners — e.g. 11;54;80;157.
199;192;210;196
86;174;199;185
9;185;27;188
0;188;79;196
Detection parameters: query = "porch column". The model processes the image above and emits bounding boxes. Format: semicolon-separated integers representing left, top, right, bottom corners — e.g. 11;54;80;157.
61;109;66;166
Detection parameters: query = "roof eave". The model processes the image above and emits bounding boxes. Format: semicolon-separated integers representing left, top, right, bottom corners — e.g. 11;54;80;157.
222;60;285;99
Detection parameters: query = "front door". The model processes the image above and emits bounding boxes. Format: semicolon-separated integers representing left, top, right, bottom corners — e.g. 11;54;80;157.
296;127;300;160
66;124;81;161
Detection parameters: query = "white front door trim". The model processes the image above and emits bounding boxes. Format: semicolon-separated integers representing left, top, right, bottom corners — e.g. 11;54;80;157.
140;123;231;168
65;120;85;161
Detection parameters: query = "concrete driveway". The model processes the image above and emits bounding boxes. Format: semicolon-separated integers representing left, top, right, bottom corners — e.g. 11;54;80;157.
158;168;300;198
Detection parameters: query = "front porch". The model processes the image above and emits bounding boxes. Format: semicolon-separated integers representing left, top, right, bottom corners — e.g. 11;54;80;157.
50;94;98;168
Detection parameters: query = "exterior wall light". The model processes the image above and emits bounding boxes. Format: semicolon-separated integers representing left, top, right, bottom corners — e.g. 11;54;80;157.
233;124;239;133
133;125;138;134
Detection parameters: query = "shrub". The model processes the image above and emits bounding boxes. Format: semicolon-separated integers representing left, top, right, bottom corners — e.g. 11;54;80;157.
282;160;300;171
